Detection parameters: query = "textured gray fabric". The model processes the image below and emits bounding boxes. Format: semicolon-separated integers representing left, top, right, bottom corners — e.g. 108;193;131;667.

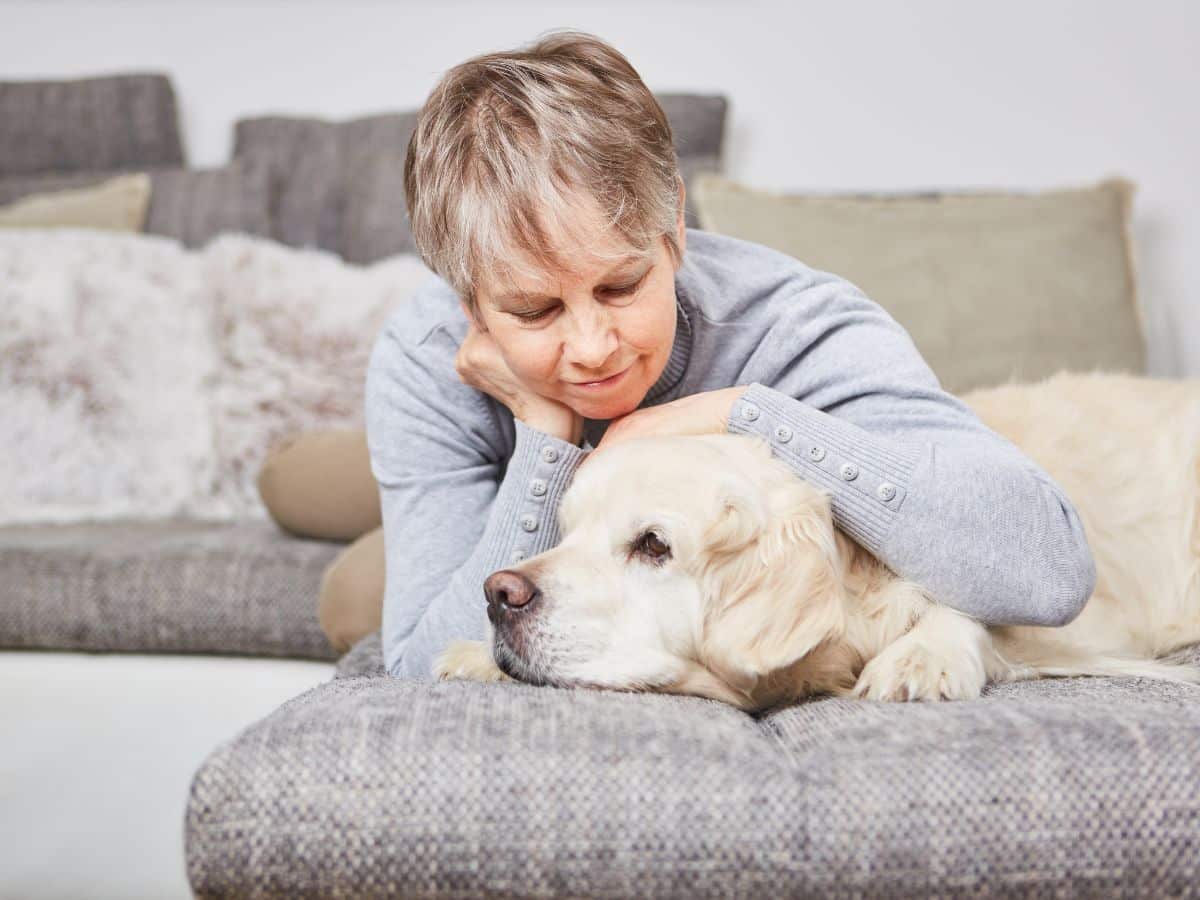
231;93;726;264
0;73;184;176
141;163;273;247
186;642;1200;898
232;112;419;264
0;520;343;660
0;163;273;247
334;628;386;680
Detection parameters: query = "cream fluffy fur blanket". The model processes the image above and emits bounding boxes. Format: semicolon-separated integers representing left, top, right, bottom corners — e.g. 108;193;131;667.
0;229;435;524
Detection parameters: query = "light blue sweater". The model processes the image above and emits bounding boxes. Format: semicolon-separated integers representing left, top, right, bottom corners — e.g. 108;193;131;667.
365;228;1097;680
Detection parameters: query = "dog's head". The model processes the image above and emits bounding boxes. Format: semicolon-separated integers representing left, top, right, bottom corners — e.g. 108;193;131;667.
484;432;848;710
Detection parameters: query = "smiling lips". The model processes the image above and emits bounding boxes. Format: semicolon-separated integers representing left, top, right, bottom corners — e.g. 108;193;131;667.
573;364;630;387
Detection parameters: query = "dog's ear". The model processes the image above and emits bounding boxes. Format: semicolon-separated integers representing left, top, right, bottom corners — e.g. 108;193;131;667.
696;474;848;698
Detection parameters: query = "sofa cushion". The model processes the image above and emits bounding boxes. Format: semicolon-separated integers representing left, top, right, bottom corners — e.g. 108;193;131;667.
231;93;726;264
0;173;151;231
0;162;273;247
692;173;1147;395
0;73;184;176
186;639;1200;897
0;520;342;660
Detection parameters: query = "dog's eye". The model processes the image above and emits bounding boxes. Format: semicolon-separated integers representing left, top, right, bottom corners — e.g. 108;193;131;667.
631;529;671;563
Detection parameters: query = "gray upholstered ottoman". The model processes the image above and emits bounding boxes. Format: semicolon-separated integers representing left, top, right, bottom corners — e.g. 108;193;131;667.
184;630;1200;898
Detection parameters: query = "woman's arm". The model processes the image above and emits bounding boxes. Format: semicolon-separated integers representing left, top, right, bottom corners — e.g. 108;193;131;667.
724;275;1097;628
365;318;586;680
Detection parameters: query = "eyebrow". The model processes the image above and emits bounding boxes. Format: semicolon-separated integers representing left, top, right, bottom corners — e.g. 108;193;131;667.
494;252;652;306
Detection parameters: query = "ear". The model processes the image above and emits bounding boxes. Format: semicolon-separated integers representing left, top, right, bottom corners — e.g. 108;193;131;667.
697;475;848;698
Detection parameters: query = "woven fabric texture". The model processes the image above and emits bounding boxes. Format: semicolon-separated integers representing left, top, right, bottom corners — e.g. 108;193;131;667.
0;73;184;176
0;520;343;660
186;633;1200;898
334;629;387;679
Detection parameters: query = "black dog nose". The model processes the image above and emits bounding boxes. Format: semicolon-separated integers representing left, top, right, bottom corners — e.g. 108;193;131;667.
484;569;540;618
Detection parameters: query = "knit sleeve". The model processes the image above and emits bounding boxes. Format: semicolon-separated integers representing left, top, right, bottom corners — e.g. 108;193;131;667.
724;273;1097;628
365;320;586;680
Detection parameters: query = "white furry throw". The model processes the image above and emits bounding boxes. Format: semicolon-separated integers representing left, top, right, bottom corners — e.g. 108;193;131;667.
200;234;435;518
0;229;436;524
0;229;218;523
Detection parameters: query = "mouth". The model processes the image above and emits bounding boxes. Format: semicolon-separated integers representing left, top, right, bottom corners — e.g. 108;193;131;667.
572;363;631;390
493;635;544;684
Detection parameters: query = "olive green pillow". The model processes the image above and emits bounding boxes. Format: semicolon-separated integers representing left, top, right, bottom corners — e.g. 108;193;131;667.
692;174;1147;394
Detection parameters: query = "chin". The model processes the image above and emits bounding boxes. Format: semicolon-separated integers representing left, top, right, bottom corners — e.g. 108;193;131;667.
581;394;640;421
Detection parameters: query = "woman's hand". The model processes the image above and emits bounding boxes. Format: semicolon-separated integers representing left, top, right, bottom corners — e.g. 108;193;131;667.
455;303;584;445
583;386;749;465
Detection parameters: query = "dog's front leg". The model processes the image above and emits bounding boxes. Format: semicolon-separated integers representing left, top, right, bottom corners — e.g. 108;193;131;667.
433;639;516;683
850;604;993;701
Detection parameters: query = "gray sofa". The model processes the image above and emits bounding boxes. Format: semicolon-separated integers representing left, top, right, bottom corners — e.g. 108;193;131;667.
3;73;1198;899
188;633;1200;897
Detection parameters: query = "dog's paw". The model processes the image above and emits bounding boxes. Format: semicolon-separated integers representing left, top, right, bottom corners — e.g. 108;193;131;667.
851;634;985;702
433;639;515;683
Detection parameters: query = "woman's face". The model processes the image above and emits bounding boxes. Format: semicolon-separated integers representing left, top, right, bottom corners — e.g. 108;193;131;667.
471;189;687;421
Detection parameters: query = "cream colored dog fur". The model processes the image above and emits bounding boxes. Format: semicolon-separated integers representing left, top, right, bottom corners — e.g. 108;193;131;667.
434;372;1200;711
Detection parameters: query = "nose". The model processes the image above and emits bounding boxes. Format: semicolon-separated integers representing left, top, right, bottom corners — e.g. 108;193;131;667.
484;569;542;623
566;309;618;366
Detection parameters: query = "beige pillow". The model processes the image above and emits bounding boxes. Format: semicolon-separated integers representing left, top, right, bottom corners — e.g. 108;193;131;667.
257;428;382;541
0;172;151;232
692;173;1146;395
318;526;385;655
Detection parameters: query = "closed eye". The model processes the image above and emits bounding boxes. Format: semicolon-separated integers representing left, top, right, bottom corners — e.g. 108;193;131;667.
513;275;647;323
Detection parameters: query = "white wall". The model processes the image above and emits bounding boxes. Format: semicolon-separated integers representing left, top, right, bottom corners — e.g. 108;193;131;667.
3;0;1197;376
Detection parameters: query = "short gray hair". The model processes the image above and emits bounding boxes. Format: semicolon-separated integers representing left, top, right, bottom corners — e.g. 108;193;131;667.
403;29;685;324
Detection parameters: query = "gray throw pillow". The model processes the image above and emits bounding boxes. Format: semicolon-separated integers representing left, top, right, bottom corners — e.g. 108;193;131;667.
232;93;727;264
0;73;184;177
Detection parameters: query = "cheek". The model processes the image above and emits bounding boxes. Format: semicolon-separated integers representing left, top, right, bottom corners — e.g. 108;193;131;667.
505;337;557;381
637;289;679;361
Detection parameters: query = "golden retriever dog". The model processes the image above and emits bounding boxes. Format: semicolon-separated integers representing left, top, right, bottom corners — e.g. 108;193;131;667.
434;371;1200;711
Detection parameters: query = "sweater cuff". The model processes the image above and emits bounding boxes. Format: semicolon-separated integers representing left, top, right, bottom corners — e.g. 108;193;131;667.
725;382;922;555
497;418;589;564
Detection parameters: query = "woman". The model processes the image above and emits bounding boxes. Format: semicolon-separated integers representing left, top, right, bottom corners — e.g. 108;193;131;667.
339;30;1095;679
